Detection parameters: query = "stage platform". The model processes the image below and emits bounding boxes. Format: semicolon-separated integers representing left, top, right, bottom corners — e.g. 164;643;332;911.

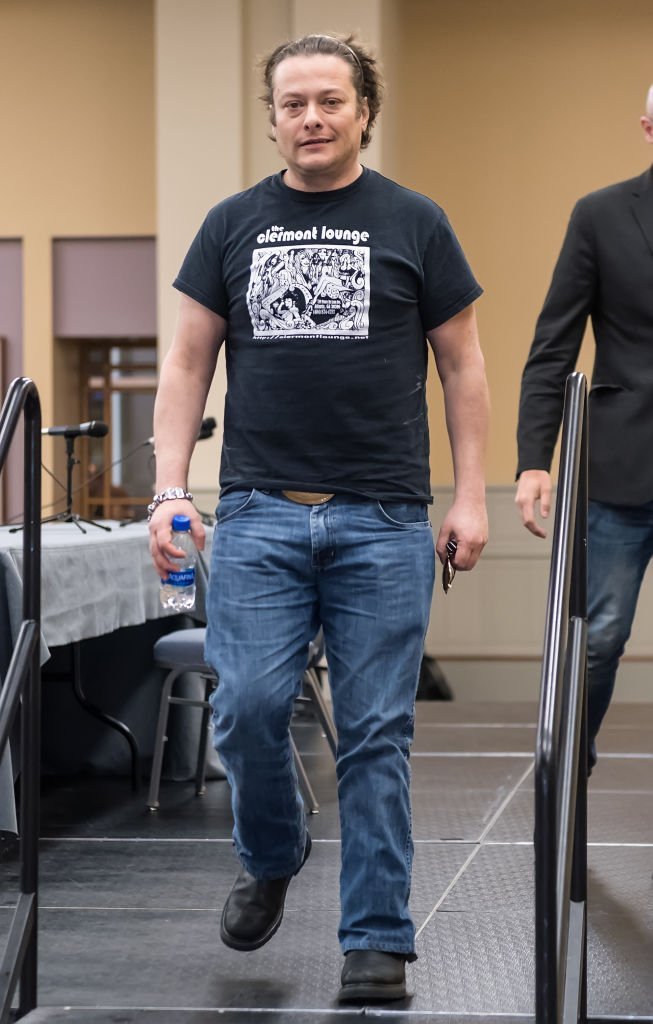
3;699;653;1023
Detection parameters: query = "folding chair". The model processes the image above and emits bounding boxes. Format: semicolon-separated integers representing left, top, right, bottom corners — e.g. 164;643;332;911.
147;627;336;813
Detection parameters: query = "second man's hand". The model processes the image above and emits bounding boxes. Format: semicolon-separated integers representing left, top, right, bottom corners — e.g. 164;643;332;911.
515;469;552;538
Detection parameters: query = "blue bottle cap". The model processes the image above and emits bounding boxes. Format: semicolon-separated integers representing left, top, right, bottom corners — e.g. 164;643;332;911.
171;514;191;531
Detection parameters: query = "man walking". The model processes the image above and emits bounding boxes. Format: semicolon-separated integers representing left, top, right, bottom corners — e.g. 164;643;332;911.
149;33;489;1001
516;85;653;772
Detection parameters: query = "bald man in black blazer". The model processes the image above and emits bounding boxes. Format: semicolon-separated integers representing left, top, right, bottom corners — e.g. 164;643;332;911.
516;86;653;769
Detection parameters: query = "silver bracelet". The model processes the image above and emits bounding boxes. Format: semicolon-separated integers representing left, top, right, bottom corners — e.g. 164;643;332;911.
147;486;194;521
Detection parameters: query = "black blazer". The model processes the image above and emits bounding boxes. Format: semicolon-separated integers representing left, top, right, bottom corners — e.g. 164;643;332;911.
517;167;653;505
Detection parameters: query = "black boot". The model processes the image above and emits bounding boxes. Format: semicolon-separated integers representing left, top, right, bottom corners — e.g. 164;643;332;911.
338;949;408;1002
220;834;311;951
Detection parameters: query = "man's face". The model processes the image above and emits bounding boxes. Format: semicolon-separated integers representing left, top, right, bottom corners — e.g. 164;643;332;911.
271;54;369;191
641;113;653;145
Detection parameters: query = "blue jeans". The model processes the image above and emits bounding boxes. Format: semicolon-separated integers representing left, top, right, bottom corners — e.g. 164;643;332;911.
587;499;653;765
205;489;435;956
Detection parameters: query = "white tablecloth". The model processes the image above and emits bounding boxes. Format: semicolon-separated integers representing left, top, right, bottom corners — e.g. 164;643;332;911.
0;520;212;831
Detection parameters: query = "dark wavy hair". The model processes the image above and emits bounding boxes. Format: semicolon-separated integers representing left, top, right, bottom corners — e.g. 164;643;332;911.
260;34;383;149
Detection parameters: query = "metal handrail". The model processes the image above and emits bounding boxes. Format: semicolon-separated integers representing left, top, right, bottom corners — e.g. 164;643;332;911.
534;371;588;1024
0;377;42;1023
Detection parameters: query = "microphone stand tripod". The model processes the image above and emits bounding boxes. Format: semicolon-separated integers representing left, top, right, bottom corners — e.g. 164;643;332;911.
41;434;111;533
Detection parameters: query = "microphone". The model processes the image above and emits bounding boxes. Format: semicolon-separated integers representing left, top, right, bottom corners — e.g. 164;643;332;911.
144;417;217;448
41;420;109;439
197;416;217;441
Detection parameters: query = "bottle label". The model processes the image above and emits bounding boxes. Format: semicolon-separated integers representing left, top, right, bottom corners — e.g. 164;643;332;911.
165;568;195;587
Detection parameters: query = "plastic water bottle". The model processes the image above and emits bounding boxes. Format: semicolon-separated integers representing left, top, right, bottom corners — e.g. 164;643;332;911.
160;514;196;611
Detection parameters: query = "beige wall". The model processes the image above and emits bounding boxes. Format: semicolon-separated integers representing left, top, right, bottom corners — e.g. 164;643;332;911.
3;0;652;498
155;0;244;498
393;0;652;485
0;0;155;500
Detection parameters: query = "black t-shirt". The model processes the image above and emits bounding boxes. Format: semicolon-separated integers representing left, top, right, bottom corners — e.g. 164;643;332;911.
174;167;482;501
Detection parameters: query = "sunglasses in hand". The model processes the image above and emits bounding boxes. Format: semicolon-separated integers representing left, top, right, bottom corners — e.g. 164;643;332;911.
442;539;457;594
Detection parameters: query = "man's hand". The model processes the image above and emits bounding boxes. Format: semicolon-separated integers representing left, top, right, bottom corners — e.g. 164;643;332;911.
148;499;206;577
515;469;552;538
435;499;488;572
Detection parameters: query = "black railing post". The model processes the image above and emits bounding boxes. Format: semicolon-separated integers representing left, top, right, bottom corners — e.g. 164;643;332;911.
535;751;560;1022
571;687;588;1024
18;384;42;1017
570;386;588;1024
0;377;42;1023
534;372;588;1024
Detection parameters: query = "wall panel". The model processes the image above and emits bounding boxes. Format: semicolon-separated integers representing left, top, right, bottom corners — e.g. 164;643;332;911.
53;238;156;339
427;487;653;702
0;239;23;520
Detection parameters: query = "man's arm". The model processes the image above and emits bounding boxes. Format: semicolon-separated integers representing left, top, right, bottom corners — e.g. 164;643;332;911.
427;303;489;571
149;293;227;576
516;198;596;537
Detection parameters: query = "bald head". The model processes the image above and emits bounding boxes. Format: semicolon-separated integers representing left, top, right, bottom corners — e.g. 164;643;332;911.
646;85;653;119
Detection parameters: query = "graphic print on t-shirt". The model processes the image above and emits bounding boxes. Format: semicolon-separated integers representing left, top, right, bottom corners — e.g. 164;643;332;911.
246;244;370;339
